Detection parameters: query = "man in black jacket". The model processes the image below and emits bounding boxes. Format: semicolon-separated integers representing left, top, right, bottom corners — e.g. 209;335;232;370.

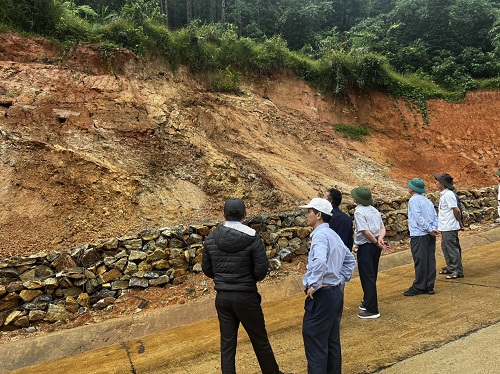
326;188;354;323
202;198;282;374
326;188;354;251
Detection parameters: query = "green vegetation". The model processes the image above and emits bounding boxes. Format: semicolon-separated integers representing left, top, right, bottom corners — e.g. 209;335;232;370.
209;67;242;94
334;124;369;141
473;77;500;90
0;0;498;101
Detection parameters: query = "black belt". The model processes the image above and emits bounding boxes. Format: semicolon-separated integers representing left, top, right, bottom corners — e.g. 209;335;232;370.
304;284;339;294
321;284;340;289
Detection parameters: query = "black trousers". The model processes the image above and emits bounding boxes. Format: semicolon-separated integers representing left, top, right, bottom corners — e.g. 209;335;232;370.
410;234;436;291
215;290;279;374
357;243;382;314
302;286;343;374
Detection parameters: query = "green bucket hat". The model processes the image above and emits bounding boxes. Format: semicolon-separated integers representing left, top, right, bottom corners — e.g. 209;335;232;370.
496;169;500;176
407;178;426;193
351;186;373;206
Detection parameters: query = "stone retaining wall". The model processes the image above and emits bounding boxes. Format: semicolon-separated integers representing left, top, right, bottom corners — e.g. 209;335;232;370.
0;187;498;330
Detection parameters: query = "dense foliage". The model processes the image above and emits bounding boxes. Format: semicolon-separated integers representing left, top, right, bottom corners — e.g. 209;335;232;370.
1;0;499;98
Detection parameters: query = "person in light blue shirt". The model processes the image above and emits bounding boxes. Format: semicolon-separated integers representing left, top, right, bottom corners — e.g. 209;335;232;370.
403;178;440;296
299;198;356;374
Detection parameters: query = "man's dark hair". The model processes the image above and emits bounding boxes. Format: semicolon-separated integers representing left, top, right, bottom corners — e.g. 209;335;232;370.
327;188;342;207
311;208;332;223
224;198;246;221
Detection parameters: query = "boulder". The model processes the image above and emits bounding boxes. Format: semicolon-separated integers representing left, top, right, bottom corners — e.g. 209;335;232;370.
44;304;68;322
51;253;77;272
19;289;42;302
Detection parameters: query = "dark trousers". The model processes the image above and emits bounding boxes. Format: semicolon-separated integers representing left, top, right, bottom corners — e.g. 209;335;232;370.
357;243;382;314
302;286;343;374
215;290;279;374
441;230;464;275
410;235;436;291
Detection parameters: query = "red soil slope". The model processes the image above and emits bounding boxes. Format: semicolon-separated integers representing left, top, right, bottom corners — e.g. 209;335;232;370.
0;32;498;258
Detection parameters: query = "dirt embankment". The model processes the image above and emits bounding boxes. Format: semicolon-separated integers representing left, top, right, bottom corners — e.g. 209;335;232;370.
0;32;499;258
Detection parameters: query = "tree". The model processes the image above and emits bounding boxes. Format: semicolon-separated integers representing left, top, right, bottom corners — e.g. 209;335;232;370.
221;0;226;26
328;0;366;32
187;0;192;23
273;0;335;50
448;0;497;51
160;0;168;27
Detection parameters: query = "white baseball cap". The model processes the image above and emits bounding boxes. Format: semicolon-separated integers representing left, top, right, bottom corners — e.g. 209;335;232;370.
299;198;333;216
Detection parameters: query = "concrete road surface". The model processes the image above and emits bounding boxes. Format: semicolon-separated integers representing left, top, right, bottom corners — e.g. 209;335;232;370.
3;227;500;374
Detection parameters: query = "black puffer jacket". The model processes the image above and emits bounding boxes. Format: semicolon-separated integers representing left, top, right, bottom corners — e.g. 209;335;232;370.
202;223;269;292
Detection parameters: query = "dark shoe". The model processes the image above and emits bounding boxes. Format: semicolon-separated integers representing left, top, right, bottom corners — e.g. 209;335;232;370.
359;302;366;311
403;287;424;296
426;289;436;295
446;273;464;279
439;269;453;274
358;311;380;319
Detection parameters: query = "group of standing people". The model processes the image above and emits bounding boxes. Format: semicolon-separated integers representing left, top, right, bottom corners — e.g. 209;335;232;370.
200;169;500;374
403;172;465;298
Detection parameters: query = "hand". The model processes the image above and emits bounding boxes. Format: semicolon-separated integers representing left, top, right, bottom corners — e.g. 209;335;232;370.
378;238;391;254
430;229;441;237
306;287;315;299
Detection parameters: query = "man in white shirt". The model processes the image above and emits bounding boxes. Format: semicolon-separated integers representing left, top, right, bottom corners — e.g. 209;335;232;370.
434;173;464;279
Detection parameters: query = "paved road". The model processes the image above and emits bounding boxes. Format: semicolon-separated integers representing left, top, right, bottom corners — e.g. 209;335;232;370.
377;322;500;374
4;227;500;374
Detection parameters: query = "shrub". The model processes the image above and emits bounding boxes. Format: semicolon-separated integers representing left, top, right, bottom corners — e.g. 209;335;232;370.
55;12;94;43
334;124;369;141
142;21;178;65
472;77;500;90
249;35;291;74
101;19;146;54
210;67;241;93
345;53;387;90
